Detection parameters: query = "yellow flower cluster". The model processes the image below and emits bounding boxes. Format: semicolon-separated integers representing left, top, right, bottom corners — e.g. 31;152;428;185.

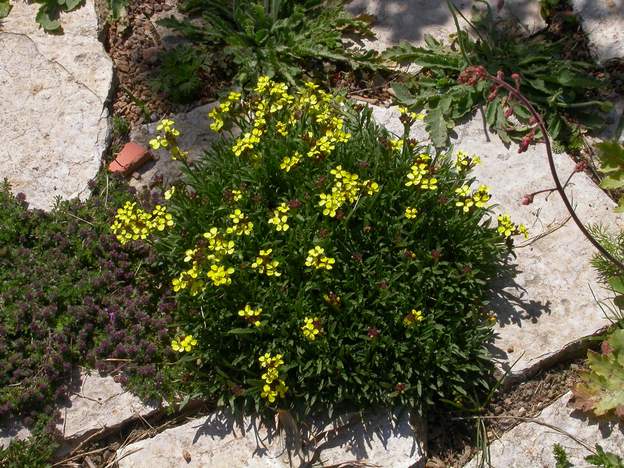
268;203;290;232
149;118;188;160
306;116;351;159
111;201;174;245
252;248;281;277
404;207;418;219
207;264;235;286
172;226;239;295
258;352;287;403
398;106;426;122
171;334;197;353
209;91;241;132
279;151;302;172
455;150;481;171
318;165;379;217
405;154;437;191
226;209;254;236
403;309;425;326
497;214;529;239
455;184;491;213
232;128;263;157
390;139;404;152
302;317;321;341
238;305;263;327
305;246;335;270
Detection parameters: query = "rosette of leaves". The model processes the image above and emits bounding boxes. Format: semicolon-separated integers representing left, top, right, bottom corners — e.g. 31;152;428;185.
571;329;624;420
151;45;208;104
138;81;511;418
384;0;612;150
156;0;381;87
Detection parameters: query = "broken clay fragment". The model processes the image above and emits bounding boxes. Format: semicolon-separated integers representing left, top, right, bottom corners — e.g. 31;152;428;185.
108;142;152;174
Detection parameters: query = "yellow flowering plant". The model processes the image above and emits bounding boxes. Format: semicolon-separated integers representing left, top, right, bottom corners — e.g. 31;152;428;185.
117;77;525;416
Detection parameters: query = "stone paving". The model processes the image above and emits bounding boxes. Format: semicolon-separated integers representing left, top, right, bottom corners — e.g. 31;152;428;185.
116;409;424;468
572;0;624;64
1;370;161;450
346;0;545;53
0;0;113;210
465;392;624;467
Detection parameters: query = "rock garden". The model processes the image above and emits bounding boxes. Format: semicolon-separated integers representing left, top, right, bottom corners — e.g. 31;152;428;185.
1;0;623;467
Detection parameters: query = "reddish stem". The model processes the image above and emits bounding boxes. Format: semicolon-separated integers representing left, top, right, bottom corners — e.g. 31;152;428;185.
485;72;624;273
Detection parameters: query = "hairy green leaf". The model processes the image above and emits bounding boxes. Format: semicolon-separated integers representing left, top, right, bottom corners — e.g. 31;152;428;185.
571;329;624;420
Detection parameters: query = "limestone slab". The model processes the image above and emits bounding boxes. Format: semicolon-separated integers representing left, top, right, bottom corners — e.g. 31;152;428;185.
0;0;113;210
572;0;624;64
347;0;545;52
465;392;624;467
56;371;161;442
128;103;220;190
116;409;424;468
372;105;622;380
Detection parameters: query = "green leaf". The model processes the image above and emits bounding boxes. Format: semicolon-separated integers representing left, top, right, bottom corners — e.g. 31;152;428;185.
391;83;418;106
572;329;624;420
0;0;12;18
609;276;624;295
600;174;624;190
36;5;62;32
424;106;449;148
596;142;624;173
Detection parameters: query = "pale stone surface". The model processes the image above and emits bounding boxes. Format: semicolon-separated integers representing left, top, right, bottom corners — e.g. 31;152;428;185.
372;105;622;379
0;422;31;450
572;0;624;64
116;409;424;468
0;0;113;210
465;392;624;467
128;103;221;190
347;0;545;52
56;371;160;441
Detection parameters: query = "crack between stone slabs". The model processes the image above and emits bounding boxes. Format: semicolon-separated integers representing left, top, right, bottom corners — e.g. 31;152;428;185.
0;31;106;106
500;324;611;389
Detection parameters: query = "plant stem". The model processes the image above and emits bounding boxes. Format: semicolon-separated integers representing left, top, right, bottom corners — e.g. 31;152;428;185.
487;73;624;273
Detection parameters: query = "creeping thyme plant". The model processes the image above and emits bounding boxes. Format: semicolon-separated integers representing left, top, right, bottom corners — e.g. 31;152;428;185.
112;76;528;417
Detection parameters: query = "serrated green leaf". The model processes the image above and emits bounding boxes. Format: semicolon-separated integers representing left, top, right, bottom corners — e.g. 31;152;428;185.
425;106;449;148
572;329;624;420
600;174;624;190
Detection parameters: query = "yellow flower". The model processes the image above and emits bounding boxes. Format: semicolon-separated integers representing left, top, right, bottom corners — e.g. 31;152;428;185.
255;75;272;94
404;207;418;219
403;309;425;326
419;178;438;191
268;203;290;232
171;334;197;352
251;249;281;276
305;245;335;270
229;209;245;224
164;186;175;200
231;189;243;202
455;150;481;171
238;305;263;327
518;224;529;239
280;152;301;172
302;317;321;341
390;139;404;152
472;185;491;208
207;264;235;286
